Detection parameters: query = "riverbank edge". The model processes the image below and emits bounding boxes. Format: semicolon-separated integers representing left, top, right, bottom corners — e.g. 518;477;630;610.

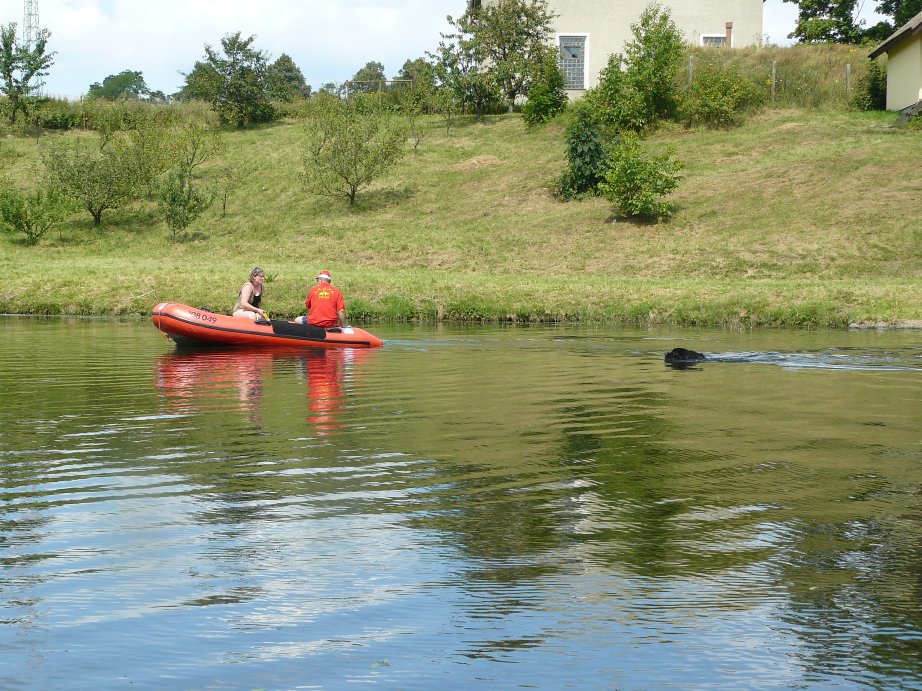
5;275;922;328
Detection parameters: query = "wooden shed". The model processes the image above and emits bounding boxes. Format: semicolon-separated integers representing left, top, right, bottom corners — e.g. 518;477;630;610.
869;10;922;111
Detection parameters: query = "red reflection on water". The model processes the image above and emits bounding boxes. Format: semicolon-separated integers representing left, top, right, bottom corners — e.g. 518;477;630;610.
154;347;375;435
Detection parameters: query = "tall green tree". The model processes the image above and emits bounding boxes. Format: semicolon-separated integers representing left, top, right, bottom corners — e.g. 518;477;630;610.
443;0;556;112
301;95;408;205
622;3;685;121
87;70;149;100
42;138;140;226
584;4;683;133
0;22;55;125
782;0;864;43
878;0;922;26
349;61;387;94
180;32;275;126
267;53;310;101
864;0;922;40
430;16;503;117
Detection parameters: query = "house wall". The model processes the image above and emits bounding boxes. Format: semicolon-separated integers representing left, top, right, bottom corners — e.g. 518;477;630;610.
550;0;763;92
885;37;922;110
482;0;763;94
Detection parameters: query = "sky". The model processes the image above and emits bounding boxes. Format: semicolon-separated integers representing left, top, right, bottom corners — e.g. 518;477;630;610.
0;0;887;100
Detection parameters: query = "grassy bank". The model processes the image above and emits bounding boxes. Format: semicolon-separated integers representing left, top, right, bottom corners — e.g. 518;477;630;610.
2;105;920;327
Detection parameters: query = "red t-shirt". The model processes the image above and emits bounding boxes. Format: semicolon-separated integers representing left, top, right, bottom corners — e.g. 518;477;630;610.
305;282;345;327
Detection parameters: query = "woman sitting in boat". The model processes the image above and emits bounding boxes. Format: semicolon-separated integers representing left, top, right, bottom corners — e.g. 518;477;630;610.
233;266;267;321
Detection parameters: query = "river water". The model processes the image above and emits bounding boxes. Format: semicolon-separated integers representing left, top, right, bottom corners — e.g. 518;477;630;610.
2;317;921;689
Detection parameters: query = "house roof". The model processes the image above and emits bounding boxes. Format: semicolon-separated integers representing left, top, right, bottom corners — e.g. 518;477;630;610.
869;10;922;59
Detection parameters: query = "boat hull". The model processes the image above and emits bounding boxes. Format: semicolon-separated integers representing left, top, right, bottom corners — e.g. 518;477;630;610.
152;302;383;349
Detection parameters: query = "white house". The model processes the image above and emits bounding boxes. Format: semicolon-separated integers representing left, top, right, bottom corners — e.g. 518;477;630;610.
868;10;922;111
472;0;764;95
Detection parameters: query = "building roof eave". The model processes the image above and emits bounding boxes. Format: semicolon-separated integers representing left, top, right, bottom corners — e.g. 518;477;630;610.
869;10;922;59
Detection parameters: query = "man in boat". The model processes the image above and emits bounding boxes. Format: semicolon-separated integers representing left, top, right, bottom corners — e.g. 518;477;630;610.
300;269;347;329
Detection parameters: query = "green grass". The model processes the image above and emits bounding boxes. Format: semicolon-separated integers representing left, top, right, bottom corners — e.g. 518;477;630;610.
1;102;920;327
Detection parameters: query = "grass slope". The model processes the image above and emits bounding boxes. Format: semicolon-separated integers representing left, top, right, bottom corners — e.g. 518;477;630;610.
1;106;920;327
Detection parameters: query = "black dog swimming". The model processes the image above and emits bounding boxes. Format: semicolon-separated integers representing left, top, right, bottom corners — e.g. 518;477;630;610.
664;347;707;365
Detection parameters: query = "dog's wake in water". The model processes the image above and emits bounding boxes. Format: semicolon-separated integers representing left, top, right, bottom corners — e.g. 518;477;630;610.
663;346;922;371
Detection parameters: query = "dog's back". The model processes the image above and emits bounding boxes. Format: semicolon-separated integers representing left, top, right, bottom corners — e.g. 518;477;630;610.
664;347;707;364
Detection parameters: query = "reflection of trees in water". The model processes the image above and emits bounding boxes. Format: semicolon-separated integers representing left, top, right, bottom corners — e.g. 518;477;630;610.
773;518;922;682
152;347;380;606
155;348;368;437
0;512;53;629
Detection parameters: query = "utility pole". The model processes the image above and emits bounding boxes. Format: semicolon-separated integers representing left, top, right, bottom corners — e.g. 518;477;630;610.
23;0;44;94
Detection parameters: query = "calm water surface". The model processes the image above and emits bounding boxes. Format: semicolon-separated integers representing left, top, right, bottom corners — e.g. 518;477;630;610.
2;317;922;689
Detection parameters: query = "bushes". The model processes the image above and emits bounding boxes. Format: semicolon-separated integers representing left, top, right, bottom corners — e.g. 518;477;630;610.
599;133;683;221
556;100;607;199
850;58;887;111
0;181;72;243
557;4;685;218
680;59;765;128
522;50;568;127
585;54;649;134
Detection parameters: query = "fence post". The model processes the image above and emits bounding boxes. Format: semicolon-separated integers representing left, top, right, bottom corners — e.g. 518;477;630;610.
688;55;694;85
846;63;852;94
772;60;778;101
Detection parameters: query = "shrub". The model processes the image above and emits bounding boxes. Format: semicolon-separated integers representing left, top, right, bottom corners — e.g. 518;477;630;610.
585;54;649;134
522;50;568;127
0;180;73;244
680;59;765;128
599;133;684;221
556;99;608;199
158;166;214;242
623;3;685;121
849;59;887;111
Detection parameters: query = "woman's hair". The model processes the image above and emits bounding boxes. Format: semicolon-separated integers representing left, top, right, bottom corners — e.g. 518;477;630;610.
250;266;264;278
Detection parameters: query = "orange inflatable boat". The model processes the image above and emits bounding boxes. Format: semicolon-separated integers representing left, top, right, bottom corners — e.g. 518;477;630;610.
152;302;384;349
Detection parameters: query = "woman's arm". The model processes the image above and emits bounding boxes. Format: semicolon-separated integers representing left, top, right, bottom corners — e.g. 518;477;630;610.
240;284;264;316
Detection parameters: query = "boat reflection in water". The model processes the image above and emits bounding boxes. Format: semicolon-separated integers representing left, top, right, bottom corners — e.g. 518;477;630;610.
296;348;356;435
154;347;376;434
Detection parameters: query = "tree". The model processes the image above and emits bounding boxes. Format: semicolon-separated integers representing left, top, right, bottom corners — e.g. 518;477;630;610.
268;53;310;101
440;0;556;112
782;0;864;43
599;133;684;221
87;70;149;100
172;121;226;174
179;32;275;126
864;0;922;40
557;99;607;199
318;82;343;97
124;110;176;198
301;95;408;205
521;46;568;126
349;61;387;94
0;180;72;244
158;166;214;242
622;4;685;121
176;60;222;101
392;58;438;113
42;138;140;226
878;0;922;26
0;22;55;125
586;54;648;134
430;19;503;118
